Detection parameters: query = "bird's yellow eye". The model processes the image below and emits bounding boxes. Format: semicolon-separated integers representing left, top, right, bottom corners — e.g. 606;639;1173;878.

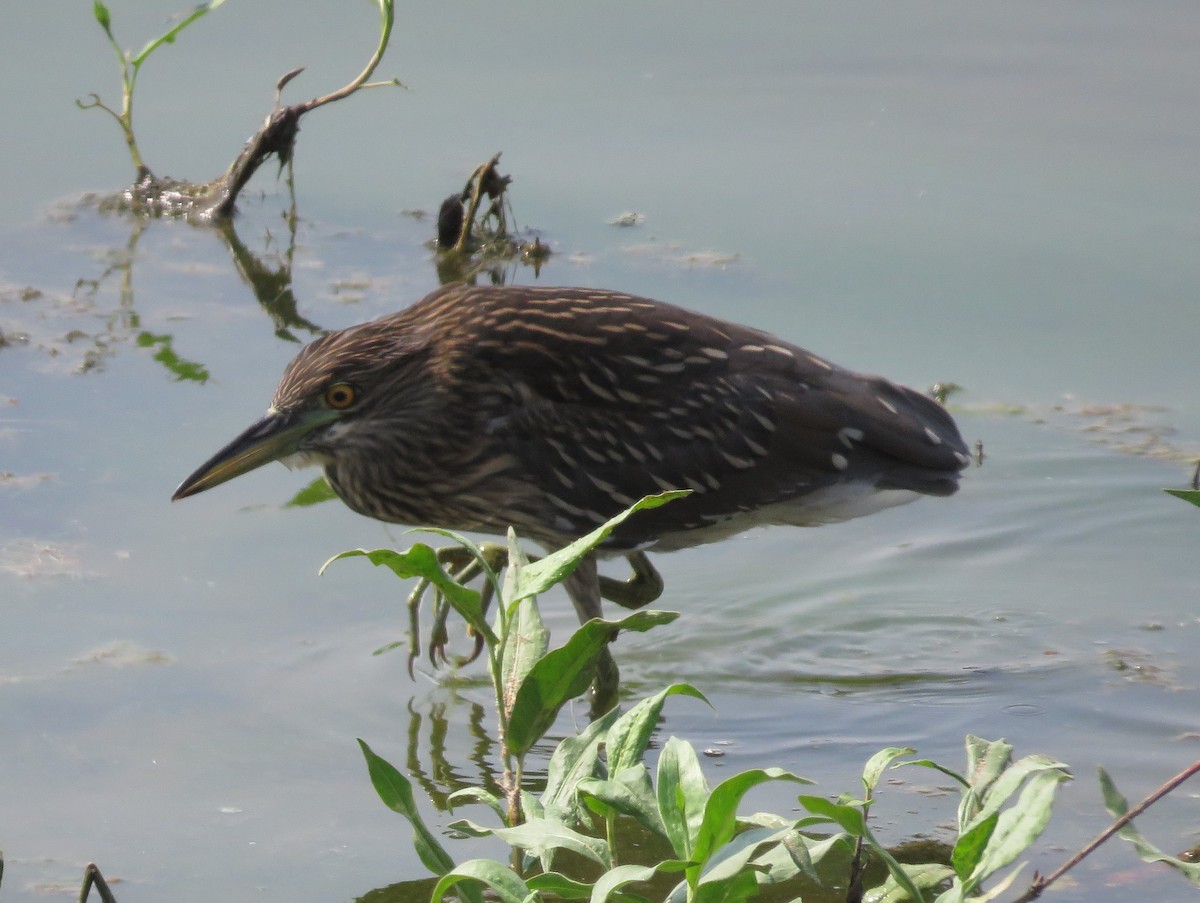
325;382;358;410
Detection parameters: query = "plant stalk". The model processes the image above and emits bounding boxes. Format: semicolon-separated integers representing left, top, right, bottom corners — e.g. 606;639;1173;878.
1014;758;1200;902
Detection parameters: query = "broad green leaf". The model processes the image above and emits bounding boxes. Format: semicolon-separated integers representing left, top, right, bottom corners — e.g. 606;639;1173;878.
657;736;711;861
1165;488;1200;508
578;765;666;839
950;810;998;879
1099;767;1200;887
693;823;801;888
862;747;915;795
962;754;1071;838
527;871;591;900
540;705;620;825
864;863;956;903
131;0;227;66
445;817;495;838
752;832;852;887
512;492;689;602
689;870;761;903
692;768;812;866
448;786;505;822
488;816;611;870
606;683;710;776
967;769;1068;884
321;545;496;645
590;862;690;903
505;611;677;758
958;736;1012;826
430;859;531;903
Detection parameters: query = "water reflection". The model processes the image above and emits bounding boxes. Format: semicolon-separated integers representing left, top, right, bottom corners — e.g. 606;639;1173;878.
217;214;326;343
403;695;506;810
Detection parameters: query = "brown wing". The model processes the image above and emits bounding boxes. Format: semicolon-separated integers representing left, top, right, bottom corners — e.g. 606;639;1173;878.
422;284;967;547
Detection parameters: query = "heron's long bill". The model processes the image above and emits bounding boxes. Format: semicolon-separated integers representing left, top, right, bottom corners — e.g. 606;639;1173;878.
171;408;330;501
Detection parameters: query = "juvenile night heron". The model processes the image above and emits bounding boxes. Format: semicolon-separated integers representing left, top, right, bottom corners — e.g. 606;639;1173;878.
173;284;969;696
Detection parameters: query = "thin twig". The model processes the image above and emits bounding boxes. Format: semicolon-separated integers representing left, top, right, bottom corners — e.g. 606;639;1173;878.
1013;759;1200;902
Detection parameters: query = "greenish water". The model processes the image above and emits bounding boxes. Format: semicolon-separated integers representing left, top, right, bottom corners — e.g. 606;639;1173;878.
2;3;1199;902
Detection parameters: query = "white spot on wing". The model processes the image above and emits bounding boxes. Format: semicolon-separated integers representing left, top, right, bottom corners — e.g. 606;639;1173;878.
837;427;864;448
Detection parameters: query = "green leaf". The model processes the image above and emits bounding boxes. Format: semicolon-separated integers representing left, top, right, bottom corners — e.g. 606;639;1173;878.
131;0;228;67
498;530;548;718
512;491;689;602
862;746;915;796
1099;767;1200;887
689;870;761;903
448;786;506;822
957;864;1026;903
321;545;496;646
606;683;710;777
357;738;479;899
657;736;711;861
797;796;927;903
962;753;1071;839
693;823;803;888
864;863;956;903
430;859;531;903
898;757;969;789
526;871;592;900
93;0;111;31
445;817;495;838
285;476;337;507
752;832;853;887
967;769;1068;884
958;736;1017;823
589;862;690;903
540;705;620;825
797;795;866;834
578;765;667;839
692;768;813;867
1165;488;1200;508
951;810;998;879
504;610;677;758
418;530;507;604
488;817;611;870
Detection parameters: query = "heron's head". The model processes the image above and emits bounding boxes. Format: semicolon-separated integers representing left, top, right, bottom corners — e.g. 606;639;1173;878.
171;317;429;501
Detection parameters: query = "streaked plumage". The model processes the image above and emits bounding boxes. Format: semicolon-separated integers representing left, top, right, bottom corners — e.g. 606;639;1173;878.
174;283;969;696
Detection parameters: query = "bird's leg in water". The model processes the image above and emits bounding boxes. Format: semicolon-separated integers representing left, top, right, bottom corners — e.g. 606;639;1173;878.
412;546;664;671
406;544;506;676
407;546;664;712
598;551;664;610
561;554;622;716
